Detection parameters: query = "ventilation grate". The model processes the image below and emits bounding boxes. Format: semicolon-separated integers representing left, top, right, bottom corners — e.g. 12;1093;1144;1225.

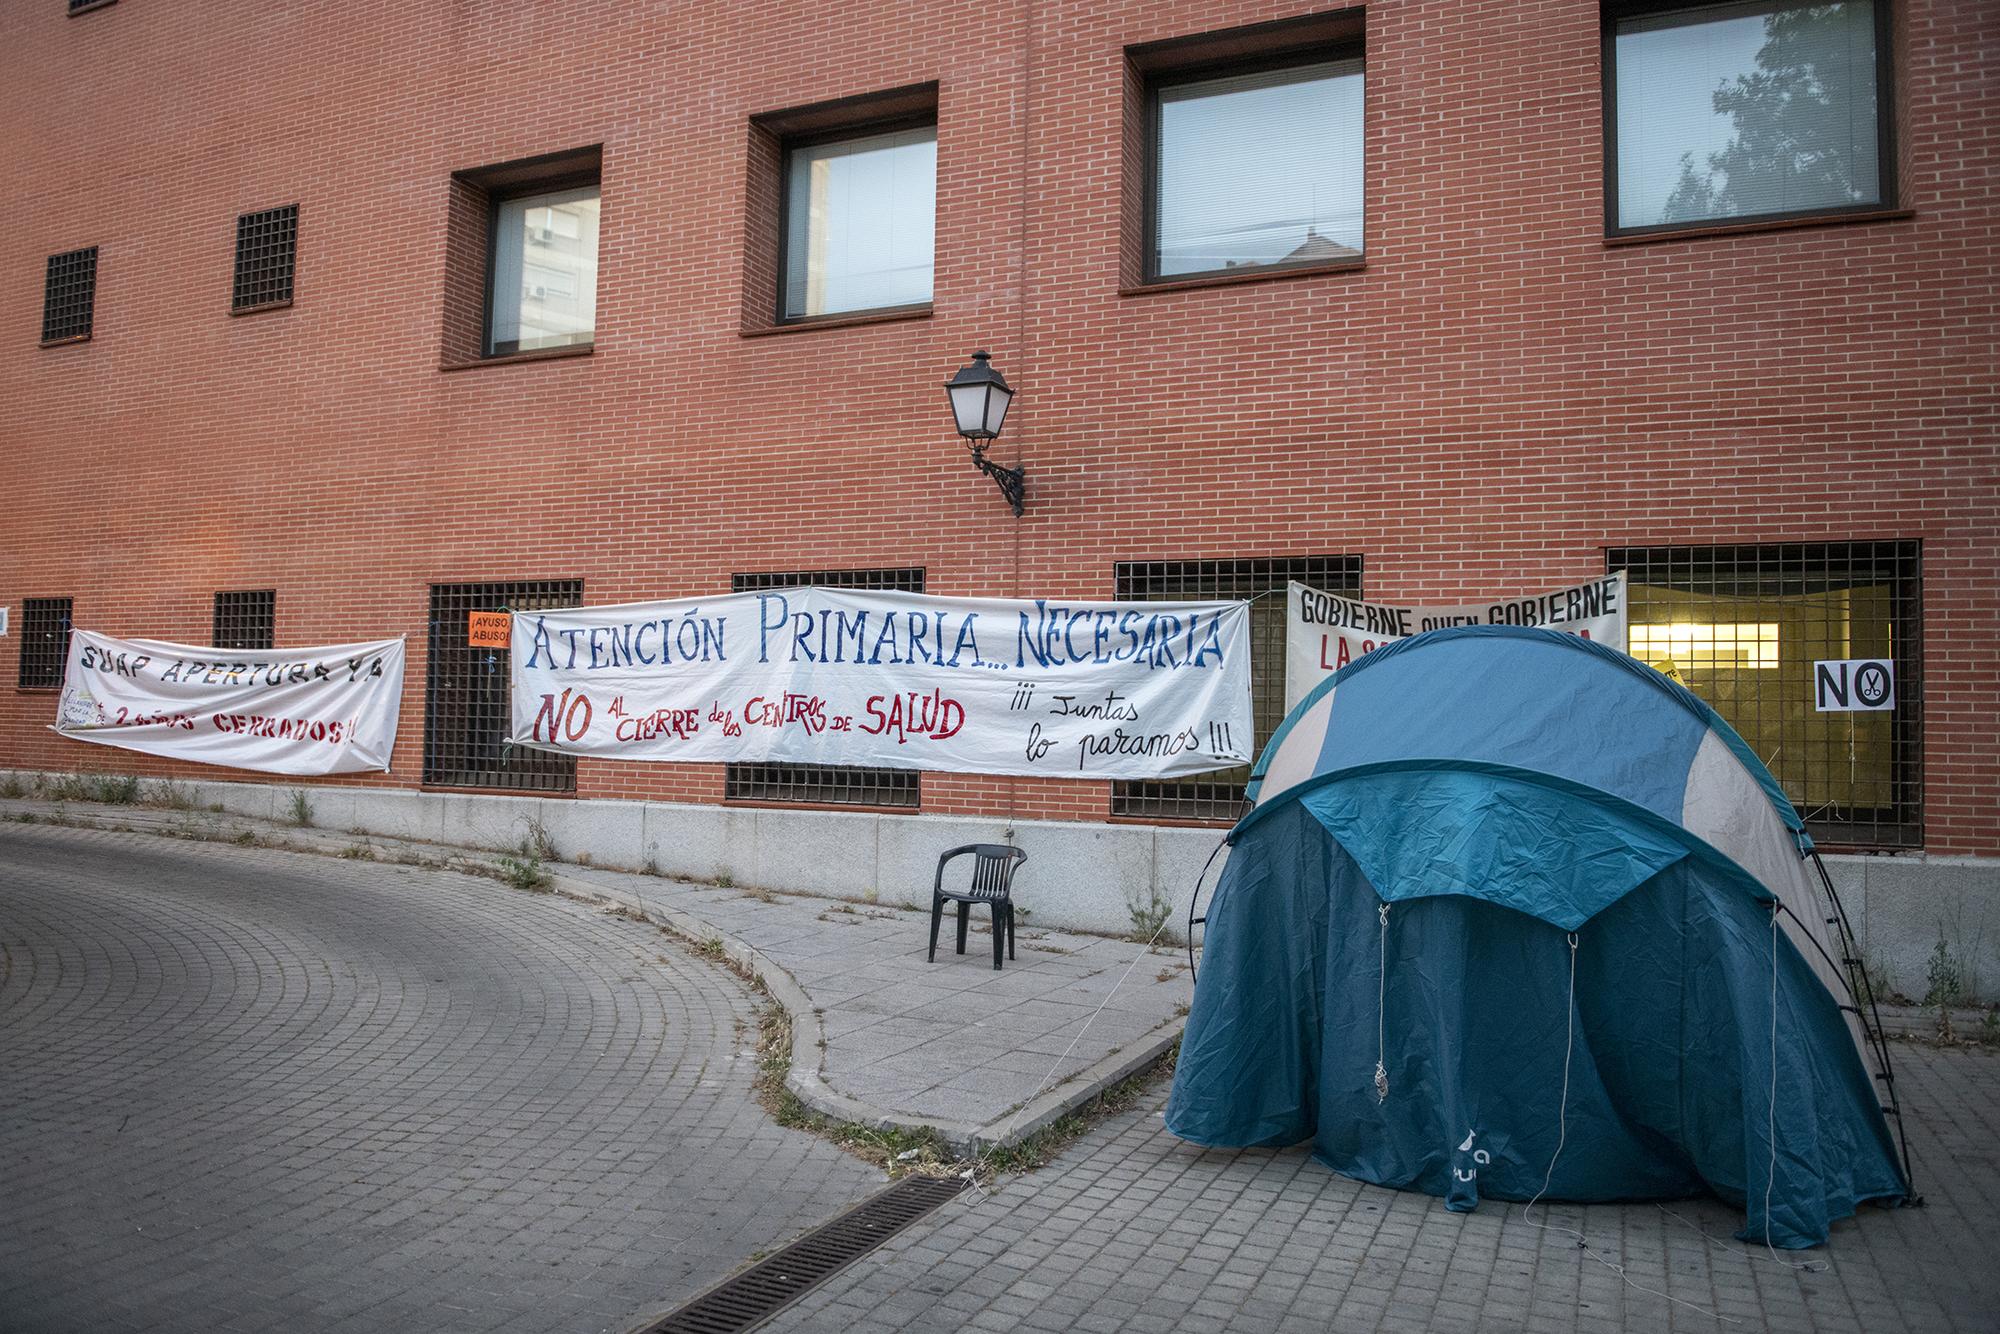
639;1175;967;1334
213;589;276;651
1112;555;1362;820
41;247;98;344
726;567;925;808
233;204;299;311
19;597;74;690
424;579;582;791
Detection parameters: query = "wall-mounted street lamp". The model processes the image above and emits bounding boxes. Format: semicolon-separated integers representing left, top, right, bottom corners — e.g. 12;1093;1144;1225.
944;350;1024;517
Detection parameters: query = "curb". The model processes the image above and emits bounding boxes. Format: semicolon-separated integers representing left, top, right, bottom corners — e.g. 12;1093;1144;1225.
547;871;1183;1156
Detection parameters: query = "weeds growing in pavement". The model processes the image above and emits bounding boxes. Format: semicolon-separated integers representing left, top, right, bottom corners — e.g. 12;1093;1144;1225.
975;1042;1179;1177
0;774;25;799
146;779;196;810
1126;886;1173;943
47;772;142;805
516;815;558;864
338;844;376;861
750;1001;958;1179
287;789;314;827
496;853;552;892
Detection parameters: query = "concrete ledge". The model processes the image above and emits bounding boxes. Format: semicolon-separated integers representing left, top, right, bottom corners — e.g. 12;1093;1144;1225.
4;769;1993;1002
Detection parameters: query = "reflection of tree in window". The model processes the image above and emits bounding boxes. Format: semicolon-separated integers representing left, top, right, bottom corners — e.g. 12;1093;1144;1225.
1615;1;1881;229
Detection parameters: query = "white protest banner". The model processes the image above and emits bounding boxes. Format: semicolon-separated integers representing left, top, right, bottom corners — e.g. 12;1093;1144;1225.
510;589;1253;779
55;631;405;775
1284;572;1628;710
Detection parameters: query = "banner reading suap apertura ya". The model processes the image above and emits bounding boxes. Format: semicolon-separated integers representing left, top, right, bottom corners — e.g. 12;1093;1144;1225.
1284;573;1628;710
509;588;1253;779
54;631;405;774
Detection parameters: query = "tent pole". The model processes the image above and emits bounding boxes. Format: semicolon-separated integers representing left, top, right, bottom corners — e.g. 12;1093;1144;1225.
1808;850;1919;1203
1185;834;1228;982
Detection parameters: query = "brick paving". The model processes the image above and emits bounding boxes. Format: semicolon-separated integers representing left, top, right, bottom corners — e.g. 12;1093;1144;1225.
0;823;883;1334
765;1044;2000;1334
0;795;1195;1145
3;812;1995;1334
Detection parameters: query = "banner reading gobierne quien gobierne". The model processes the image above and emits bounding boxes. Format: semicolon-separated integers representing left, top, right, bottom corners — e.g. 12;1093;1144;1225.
509;588;1253;779
1284;573;1628;710
55;631;405;775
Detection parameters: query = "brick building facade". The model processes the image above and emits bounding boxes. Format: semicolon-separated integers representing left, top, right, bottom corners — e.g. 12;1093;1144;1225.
4;1;1995;930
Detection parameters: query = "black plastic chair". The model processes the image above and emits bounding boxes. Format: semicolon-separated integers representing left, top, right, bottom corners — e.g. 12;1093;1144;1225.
928;844;1028;970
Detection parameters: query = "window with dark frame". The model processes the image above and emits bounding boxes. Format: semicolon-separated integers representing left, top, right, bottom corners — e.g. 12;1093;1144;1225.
726;568;925;808
1112;557;1362;820
19;598;74;690
779;121;936;321
232;205;298;313
487;184;599;355
41;247;97;345
1604;0;1895;236
747;83;938;331
213;590;276;651
68;0;116;15
1132;14;1366;285
425;580;582;792
442;147;602;365
1612;542;1922;848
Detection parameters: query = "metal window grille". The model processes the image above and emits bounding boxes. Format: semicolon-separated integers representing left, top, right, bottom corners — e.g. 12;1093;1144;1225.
41;247;97;344
1611;542;1922;849
212;590;276;651
1112;556;1362;820
726;568;925;808
232;205;298;311
19;598;74;689
425;580;582;792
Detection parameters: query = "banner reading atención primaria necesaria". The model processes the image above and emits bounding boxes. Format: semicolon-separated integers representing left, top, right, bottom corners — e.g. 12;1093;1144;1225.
55;631;404;775
509;589;1253;779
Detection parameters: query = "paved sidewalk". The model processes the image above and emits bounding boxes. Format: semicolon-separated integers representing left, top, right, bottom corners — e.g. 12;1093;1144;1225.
762;1042;2000;1334
0;796;1192;1151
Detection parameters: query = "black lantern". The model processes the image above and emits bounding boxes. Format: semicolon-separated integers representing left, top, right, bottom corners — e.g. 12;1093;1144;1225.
943;350;1024;516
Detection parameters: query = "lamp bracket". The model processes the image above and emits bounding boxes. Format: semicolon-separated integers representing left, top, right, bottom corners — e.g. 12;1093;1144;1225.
967;441;1025;518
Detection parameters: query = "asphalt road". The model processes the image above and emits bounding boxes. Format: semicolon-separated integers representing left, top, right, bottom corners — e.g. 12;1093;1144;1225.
0;823;883;1334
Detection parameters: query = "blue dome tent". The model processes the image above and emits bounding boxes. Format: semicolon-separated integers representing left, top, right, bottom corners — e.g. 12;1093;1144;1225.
1165;627;1910;1248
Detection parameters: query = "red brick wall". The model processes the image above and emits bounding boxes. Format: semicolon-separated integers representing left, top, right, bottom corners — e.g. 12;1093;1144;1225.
3;1;1994;850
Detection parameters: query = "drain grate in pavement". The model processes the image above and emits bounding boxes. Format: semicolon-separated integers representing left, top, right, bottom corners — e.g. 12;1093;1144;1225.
638;1174;970;1334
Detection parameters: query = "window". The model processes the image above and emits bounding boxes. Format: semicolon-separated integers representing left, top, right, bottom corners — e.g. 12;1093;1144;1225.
1131;14;1365;284
232;205;298;313
442;147;601;364
1612;543;1921;848
425;580;582;791
213;590;276;651
1112;556;1361;820
490;187;599;354
781;125;936;320
19;598;73;689
746;83;938;330
726;568;924;807
1605;0;1894;234
41;247;97;345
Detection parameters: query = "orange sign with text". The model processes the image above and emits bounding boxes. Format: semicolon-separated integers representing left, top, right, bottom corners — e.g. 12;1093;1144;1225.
467;612;512;649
